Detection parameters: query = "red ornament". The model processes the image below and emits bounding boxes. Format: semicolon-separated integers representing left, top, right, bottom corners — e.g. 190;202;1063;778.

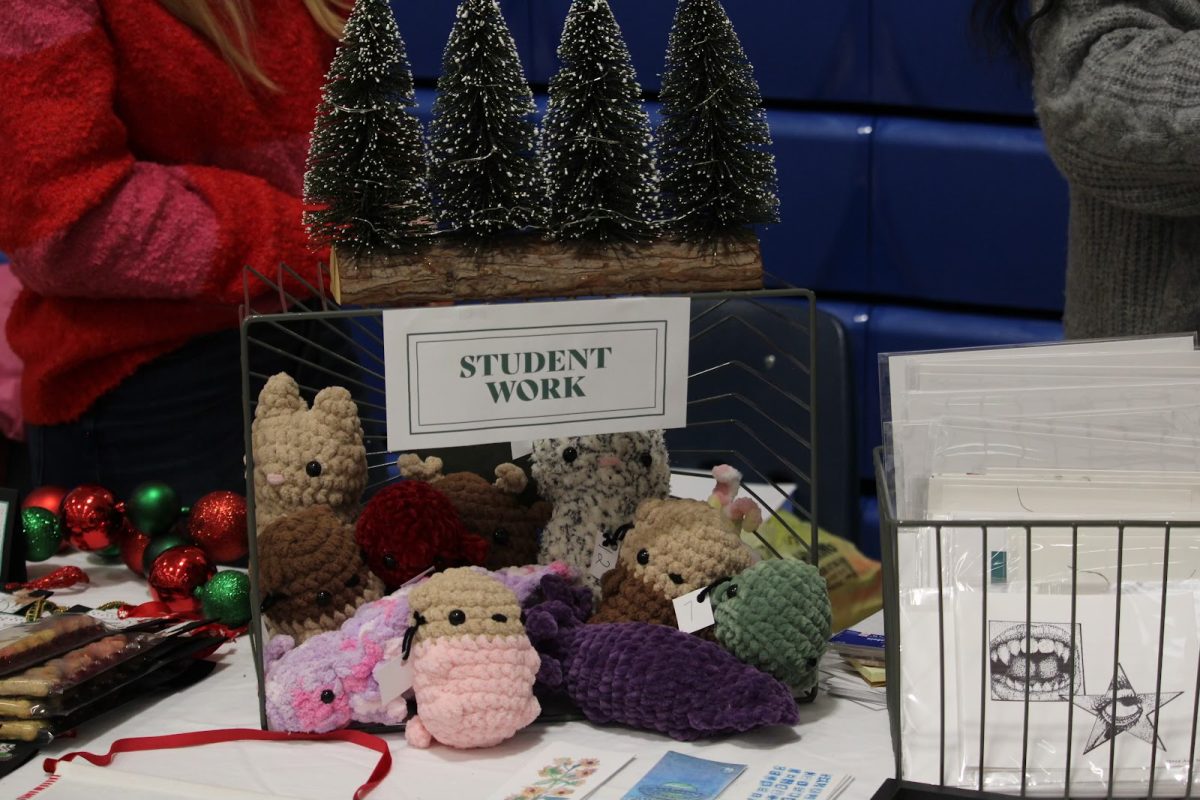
23;485;67;515
188;491;248;564
118;520;152;577
147;545;215;614
61;485;120;552
5;566;89;592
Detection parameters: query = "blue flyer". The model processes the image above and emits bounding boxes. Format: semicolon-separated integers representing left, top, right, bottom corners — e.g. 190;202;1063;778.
621;751;747;800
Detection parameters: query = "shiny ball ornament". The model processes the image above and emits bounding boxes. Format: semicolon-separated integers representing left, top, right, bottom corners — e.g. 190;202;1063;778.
61;485;120;552
194;571;251;626
126;482;181;537
23;485;68;515
189;491;248;564
147;545;215;613
21;507;62;562
118;522;152;577
97;544;121;559
141;532;190;576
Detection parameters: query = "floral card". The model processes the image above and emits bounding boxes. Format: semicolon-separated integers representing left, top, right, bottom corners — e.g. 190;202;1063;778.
487;743;634;800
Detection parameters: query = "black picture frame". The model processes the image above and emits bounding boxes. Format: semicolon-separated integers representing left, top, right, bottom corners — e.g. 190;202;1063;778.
0;489;24;585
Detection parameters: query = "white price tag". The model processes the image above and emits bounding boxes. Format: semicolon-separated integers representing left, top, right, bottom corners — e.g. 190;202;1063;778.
510;441;533;460
375;656;414;706
673;588;715;634
588;525;629;581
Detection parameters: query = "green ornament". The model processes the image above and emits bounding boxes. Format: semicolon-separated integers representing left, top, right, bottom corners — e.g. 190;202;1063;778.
21;507;62;562
97;544;121;560
142;532;190;576
194;571;251;627
127;481;181;537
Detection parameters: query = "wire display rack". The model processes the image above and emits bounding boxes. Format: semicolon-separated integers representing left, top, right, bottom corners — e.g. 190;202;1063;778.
237;264;822;731
875;446;1200;799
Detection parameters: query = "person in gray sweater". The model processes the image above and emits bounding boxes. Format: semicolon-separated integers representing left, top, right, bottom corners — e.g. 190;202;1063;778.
978;0;1200;338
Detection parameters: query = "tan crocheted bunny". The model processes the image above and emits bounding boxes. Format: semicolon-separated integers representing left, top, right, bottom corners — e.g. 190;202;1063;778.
251;373;367;536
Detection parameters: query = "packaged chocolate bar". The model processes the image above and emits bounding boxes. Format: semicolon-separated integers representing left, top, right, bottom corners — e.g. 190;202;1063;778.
0;615;106;678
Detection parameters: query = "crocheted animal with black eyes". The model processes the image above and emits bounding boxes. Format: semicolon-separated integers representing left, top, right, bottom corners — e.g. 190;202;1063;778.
401;568;541;749
251;373;367;537
398;454;551;570
711;559;832;696
590;498;753;634
258;505;385;645
531;431;670;590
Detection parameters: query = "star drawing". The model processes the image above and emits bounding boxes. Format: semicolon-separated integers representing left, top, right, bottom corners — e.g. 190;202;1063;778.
1070;664;1182;755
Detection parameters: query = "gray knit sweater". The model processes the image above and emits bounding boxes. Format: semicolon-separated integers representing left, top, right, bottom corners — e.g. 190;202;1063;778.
1033;0;1200;338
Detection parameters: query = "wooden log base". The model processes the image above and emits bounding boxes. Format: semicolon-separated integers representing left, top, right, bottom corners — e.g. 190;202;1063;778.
329;234;764;307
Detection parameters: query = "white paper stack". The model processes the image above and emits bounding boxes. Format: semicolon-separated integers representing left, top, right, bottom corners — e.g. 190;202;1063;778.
881;333;1200;796
819;651;886;710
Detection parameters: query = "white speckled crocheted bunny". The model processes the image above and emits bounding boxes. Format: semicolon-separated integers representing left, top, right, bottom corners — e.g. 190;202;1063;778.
531;431;670;590
251;373;367;536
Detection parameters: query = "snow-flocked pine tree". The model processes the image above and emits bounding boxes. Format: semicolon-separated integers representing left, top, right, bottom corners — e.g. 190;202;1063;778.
658;0;779;241
542;0;659;246
430;0;540;238
304;0;431;256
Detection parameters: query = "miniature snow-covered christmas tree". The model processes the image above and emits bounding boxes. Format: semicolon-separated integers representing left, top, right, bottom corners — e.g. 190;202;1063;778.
658;0;780;242
542;0;659;246
304;0;431;256
430;0;540;238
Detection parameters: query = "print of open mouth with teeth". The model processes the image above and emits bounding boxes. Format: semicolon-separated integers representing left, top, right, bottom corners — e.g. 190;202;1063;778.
989;622;1083;702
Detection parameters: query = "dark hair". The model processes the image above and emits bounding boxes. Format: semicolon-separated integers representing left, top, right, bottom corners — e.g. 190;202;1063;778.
971;0;1063;66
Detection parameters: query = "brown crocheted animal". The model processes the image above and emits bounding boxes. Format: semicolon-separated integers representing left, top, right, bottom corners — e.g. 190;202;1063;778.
258;505;385;644
251;373;367;536
591;498;753;633
398;454;551;570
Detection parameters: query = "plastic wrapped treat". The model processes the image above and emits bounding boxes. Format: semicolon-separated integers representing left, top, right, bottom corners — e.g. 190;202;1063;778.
0;615;106;678
0;633;149;698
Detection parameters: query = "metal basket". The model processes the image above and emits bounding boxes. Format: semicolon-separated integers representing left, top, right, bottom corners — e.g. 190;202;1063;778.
875;446;1200;799
237;264;822;731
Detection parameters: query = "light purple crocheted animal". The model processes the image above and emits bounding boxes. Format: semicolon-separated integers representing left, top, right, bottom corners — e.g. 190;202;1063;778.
264;563;576;733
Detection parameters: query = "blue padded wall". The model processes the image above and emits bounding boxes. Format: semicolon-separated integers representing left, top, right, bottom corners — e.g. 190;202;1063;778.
391;0;534;81
527;0;870;103
760;113;871;293
870;118;1069;312
872;0;1034;116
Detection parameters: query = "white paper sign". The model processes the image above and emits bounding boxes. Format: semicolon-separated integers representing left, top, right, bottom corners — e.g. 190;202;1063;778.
673;588;716;634
483;742;634;800
375;656;414;706
383;298;690;451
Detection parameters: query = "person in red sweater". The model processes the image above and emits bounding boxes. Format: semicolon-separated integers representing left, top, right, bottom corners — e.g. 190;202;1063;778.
0;0;347;502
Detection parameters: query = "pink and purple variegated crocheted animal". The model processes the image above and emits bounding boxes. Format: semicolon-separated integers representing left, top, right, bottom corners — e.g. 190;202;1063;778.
264;563;575;733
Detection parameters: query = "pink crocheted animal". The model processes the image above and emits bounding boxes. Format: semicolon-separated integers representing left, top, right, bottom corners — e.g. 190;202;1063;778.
263;563;573;733
402;568;541;749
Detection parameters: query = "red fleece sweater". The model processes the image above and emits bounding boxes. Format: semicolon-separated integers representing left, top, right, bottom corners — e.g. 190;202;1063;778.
0;0;335;424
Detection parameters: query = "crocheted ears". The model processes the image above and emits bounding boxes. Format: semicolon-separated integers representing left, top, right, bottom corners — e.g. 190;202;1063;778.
311;386;362;436
493;463;528;495
397;454;444;482
255;373;306;420
264;634;297;672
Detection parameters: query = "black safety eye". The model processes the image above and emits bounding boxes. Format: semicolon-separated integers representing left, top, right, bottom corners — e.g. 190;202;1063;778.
320;689;335;704
639;451;653;468
492;613;508;623
636;548;650;566
562;447;578;464
316;591;332;607
806;657;818;669
306;460;323;477
449;609;466;625
383;554;397;570
492;528;510;546
345;574;360;589
726;584;738;599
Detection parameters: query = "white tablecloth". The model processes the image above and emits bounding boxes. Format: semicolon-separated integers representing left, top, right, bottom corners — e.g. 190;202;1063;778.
7;475;895;799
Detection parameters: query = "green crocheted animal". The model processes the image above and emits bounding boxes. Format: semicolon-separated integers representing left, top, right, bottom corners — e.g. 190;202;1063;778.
711;559;832;695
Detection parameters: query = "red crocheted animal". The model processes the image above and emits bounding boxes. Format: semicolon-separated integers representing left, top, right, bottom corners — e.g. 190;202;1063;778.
354;481;488;591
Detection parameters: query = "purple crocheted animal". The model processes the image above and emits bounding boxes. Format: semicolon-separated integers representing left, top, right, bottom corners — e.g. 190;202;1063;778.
265;563;577;733
524;575;799;741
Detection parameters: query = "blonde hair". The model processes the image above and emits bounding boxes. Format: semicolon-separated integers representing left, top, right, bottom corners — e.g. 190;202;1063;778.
159;0;348;90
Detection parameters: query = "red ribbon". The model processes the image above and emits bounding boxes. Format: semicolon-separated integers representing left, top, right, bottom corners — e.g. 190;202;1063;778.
115;602;247;642
5;566;89;592
43;728;393;800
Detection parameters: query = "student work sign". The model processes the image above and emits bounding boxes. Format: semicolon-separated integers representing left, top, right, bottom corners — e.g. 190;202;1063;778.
383;298;690;450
